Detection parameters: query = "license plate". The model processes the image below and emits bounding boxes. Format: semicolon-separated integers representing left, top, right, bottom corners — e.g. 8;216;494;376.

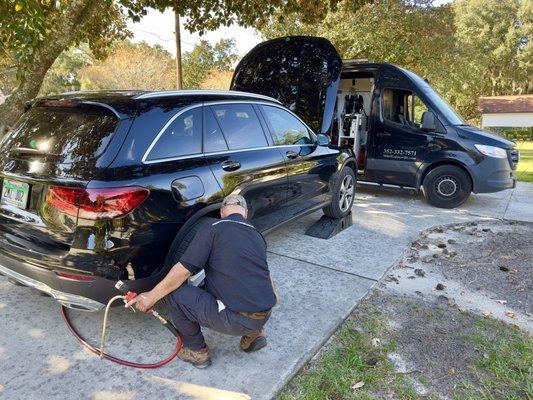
1;179;30;209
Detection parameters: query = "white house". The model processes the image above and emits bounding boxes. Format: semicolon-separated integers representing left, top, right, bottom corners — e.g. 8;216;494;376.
479;94;533;129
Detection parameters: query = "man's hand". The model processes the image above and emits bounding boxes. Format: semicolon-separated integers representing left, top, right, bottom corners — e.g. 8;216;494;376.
125;291;157;313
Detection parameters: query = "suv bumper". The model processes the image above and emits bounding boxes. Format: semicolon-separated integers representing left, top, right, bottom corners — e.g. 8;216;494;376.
0;252;164;311
0;261;105;311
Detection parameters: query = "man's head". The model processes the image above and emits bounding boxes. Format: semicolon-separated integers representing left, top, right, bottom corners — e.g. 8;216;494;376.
220;194;248;219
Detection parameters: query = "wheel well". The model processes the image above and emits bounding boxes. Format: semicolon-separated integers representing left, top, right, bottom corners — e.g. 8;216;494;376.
419;161;473;189
164;203;221;265
344;158;357;174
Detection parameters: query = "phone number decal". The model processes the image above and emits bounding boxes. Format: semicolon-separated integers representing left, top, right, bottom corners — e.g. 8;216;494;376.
383;148;416;160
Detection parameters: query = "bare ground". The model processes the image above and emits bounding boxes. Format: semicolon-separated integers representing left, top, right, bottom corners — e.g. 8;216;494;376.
280;220;533;399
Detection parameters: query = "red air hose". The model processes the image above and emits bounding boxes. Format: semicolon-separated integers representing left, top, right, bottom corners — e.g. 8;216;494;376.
61;305;182;369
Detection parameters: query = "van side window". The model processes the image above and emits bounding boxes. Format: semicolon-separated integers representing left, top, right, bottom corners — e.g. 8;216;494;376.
147;107;202;161
203;108;228;153
382;89;430;129
261;105;313;145
210;104;267;150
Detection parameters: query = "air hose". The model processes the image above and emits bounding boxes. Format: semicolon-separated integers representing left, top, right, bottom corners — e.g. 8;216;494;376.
61;289;182;369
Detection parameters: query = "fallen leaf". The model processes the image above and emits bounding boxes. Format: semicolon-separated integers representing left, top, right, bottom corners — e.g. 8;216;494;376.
483;311;492;317
371;338;381;347
352;381;365;389
505;311;517;319
496;300;508;305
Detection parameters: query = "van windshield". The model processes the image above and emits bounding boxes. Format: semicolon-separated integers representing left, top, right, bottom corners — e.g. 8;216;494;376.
401;68;465;125
0;106;119;164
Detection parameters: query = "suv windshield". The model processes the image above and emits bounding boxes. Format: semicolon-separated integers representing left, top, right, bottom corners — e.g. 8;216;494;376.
401;68;465;125
0;106;119;164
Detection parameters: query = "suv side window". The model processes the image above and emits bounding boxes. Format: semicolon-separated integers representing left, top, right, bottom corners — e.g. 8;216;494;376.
261;105;313;145
147;107;202;161
203;107;228;153
210;103;267;150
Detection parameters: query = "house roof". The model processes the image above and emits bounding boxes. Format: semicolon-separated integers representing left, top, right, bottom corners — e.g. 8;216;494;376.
478;94;533;114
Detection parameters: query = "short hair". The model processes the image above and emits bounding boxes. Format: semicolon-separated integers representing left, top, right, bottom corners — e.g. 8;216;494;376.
222;194;248;210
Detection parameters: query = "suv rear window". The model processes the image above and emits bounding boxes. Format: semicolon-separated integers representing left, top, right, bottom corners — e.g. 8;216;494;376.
1;106;119;163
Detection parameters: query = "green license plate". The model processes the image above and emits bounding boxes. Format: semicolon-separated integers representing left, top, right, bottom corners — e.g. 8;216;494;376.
1;179;30;209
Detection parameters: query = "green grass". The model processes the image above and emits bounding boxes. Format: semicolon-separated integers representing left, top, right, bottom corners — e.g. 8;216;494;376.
278;314;429;400
516;141;533;182
278;308;532;400
459;318;533;400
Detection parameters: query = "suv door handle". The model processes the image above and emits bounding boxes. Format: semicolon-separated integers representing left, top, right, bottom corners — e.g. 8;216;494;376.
286;150;299;159
221;160;241;171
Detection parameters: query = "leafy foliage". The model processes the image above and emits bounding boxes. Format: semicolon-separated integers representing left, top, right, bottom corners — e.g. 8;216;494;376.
79;42;175;90
0;0;129;85
39;44;94;95
199;70;234;90
259;0;532;121
182;39;238;88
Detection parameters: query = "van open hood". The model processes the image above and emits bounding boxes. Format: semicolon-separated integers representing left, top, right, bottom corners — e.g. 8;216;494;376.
231;36;342;134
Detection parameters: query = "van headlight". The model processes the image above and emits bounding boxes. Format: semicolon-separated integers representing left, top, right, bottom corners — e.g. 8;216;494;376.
474;144;507;159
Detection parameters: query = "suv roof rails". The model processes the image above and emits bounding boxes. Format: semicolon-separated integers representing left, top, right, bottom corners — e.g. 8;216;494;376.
134;89;281;103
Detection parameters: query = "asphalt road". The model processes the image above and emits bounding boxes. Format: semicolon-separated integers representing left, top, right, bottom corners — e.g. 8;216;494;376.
0;183;531;400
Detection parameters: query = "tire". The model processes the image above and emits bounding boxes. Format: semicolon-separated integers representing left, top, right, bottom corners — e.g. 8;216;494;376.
164;217;219;268
164;217;219;288
323;166;356;218
422;165;472;208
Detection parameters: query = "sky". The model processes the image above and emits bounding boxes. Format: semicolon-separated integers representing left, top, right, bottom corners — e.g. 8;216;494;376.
127;9;263;57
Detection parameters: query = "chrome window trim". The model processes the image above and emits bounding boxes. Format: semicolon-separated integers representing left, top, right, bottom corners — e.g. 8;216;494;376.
142;104;203;164
134;90;281;104
142;100;319;165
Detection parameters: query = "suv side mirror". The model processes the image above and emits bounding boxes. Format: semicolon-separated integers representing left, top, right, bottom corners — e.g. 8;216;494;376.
421;111;437;132
316;133;330;146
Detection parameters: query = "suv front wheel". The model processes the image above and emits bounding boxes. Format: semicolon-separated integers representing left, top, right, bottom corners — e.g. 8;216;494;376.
323;167;356;219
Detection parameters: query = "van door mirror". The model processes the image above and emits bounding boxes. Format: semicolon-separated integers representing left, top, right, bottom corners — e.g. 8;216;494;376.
421;111;437;132
316;133;331;146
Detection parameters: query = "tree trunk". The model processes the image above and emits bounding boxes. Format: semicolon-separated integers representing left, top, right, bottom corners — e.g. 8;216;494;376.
0;0;100;133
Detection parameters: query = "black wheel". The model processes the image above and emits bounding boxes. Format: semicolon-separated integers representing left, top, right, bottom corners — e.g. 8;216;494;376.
422;165;472;208
323;167;356;218
165;217;218;267
164;217;218;288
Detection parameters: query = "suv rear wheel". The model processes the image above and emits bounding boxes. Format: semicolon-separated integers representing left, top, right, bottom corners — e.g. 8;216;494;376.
323;167;356;218
164;217;218;285
422;165;472;208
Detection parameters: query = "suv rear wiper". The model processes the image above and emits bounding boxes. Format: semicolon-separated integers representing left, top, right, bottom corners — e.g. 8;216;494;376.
10;147;60;156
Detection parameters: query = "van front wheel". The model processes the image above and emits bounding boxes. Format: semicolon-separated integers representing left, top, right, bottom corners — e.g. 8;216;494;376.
422;165;471;208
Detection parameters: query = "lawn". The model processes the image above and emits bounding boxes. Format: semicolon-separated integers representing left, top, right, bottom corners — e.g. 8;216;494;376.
516;140;533;182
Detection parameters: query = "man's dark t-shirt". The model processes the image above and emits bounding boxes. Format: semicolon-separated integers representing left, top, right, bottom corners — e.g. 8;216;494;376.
180;213;276;313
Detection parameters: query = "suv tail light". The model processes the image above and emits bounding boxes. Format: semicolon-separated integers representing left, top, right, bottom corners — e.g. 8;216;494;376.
46;186;149;220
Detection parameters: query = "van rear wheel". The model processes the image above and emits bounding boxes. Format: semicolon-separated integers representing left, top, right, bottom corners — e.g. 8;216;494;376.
422;165;471;208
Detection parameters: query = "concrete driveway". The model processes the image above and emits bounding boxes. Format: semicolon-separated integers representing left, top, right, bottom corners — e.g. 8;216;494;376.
1;183;531;400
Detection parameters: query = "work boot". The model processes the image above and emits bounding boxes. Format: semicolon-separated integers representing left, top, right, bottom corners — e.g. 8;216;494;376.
178;345;212;368
240;330;267;353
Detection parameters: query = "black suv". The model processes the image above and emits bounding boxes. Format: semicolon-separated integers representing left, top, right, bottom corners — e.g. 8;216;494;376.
0;90;355;310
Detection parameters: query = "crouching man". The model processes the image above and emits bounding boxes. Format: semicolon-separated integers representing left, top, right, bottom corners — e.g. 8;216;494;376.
127;194;278;368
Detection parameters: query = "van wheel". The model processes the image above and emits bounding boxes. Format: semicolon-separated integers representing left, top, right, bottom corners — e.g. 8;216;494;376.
422;165;471;208
164;217;219;286
323;167;356;218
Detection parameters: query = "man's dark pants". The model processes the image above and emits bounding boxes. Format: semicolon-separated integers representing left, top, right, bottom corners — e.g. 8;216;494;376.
167;284;270;351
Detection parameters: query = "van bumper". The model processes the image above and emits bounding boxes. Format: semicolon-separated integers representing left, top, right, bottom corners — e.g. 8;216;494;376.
471;156;516;194
0;252;163;311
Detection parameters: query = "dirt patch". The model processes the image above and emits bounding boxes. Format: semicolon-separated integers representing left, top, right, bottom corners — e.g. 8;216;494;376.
280;220;533;400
